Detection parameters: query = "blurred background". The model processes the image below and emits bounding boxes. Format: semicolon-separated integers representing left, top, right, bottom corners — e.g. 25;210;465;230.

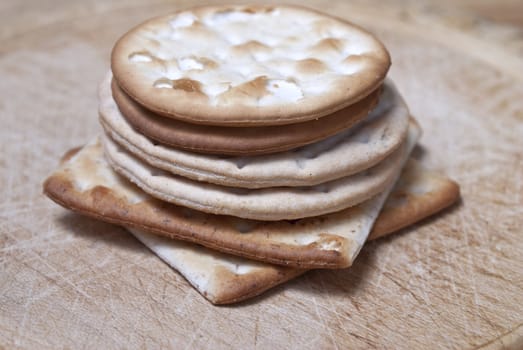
438;0;523;27
1;0;523;41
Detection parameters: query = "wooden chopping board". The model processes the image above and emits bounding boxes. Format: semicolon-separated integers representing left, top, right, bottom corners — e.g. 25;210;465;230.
1;1;522;348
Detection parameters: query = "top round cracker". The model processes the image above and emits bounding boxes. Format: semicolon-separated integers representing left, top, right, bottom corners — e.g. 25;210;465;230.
111;5;390;126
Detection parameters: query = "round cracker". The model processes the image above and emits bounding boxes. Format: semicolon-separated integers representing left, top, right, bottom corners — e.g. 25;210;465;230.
99;77;409;188
111;5;390;126
101;124;417;221
110;75;379;155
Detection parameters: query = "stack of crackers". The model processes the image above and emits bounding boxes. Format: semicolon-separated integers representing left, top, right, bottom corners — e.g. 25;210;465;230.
44;5;459;304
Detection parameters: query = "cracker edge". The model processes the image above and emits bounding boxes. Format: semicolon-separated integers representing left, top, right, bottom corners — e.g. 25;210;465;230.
369;159;460;240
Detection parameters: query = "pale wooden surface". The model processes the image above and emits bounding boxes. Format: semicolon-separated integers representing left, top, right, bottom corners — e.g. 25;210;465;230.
1;1;523;349
438;0;523;27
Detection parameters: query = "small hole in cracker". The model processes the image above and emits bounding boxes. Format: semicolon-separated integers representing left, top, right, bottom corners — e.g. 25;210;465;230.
314;184;330;193
234;158;249;170
228;187;249;195
295;158;306;169
354;131;371;144
181;207;194;218
149;168;166;177
299;148;320;159
380;126;390;140
236;220;255;233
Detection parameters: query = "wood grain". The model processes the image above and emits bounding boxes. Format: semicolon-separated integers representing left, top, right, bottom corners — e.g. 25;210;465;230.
1;1;522;349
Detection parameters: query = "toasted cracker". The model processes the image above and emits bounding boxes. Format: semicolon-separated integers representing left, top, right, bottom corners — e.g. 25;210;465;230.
44;123;417;268
111;5;390;126
369;159;460;239
109;74;379;155
101;76;409;188
49;147;459;304
128;228;305;305
101;120;416;221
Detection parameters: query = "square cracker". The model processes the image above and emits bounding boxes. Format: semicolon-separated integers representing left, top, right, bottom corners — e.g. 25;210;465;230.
128;159;459;304
45;146;459;304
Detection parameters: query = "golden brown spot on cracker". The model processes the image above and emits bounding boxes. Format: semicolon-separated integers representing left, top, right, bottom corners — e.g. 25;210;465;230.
232;40;270;54
214;8;235;15
295;58;327;74
240;6;275;14
153;78;204;94
147;39;162;48
182;24;216;39
343;54;366;65
189;19;203;28
218;76;269;102
172;79;203;93
198;57;218;69
90;185;112;197
312;38;345;53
